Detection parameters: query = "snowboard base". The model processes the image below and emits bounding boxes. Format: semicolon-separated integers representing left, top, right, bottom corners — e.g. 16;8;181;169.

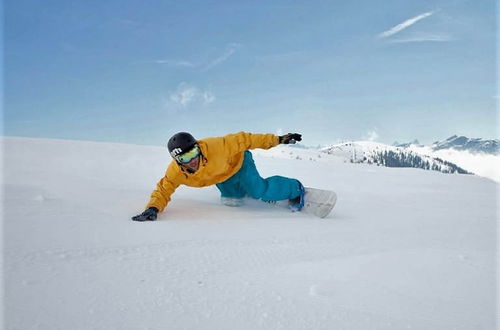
300;187;337;218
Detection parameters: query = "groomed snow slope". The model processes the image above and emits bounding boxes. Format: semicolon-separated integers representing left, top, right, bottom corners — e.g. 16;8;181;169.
3;137;498;330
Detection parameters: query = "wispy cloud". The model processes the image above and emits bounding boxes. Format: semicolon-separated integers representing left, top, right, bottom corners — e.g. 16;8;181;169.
170;84;197;107
378;11;434;39
154;43;242;71
203;43;242;71
155;59;196;68
169;82;216;108
364;130;379;142
388;33;453;43
203;91;216;104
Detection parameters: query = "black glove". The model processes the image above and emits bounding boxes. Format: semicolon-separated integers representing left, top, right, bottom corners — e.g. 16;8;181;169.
131;207;159;221
279;133;302;144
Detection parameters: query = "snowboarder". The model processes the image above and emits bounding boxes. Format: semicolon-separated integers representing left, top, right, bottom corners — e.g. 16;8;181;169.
132;131;305;221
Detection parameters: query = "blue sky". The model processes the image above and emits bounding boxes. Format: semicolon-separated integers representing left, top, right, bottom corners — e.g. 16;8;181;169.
4;0;497;146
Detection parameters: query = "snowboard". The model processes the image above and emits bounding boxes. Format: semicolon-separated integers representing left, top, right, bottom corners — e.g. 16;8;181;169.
300;187;337;218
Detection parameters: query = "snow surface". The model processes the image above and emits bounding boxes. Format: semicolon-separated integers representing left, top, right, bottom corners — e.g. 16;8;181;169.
2;137;498;330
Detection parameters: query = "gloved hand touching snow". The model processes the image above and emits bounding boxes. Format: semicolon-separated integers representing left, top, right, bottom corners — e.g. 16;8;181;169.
279;133;302;144
131;207;158;221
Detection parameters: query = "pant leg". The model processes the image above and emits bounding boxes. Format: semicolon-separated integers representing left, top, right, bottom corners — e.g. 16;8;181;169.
216;171;246;199
238;151;302;201
216;151;302;201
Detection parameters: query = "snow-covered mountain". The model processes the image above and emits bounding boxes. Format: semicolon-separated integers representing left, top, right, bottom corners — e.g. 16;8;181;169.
394;135;499;154
320;141;470;175
431;135;499;154
286;136;499;182
3;136;497;330
388;136;500;181
392;139;423;148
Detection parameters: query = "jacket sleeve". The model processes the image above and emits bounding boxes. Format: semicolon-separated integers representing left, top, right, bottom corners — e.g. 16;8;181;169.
222;132;280;155
146;162;181;212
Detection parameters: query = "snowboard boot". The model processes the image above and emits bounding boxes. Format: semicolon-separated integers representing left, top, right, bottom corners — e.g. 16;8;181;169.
221;197;244;207
288;181;305;212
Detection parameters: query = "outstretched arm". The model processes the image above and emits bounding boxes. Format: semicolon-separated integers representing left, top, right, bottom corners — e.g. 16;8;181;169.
132;162;181;221
222;131;302;154
146;174;180;212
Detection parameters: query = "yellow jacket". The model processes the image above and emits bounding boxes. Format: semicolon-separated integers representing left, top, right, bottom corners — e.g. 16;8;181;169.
146;132;280;212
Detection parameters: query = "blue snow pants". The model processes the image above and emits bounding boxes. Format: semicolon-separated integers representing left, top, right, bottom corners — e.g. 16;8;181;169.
216;151;301;202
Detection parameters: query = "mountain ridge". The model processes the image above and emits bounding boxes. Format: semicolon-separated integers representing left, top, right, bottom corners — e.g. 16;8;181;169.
392;135;499;154
431;135;499;154
320;141;471;175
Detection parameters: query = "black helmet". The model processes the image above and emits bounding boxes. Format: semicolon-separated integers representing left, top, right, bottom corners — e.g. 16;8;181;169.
168;132;197;158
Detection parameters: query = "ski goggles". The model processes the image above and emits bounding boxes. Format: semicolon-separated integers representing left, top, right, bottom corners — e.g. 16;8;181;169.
175;145;201;164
